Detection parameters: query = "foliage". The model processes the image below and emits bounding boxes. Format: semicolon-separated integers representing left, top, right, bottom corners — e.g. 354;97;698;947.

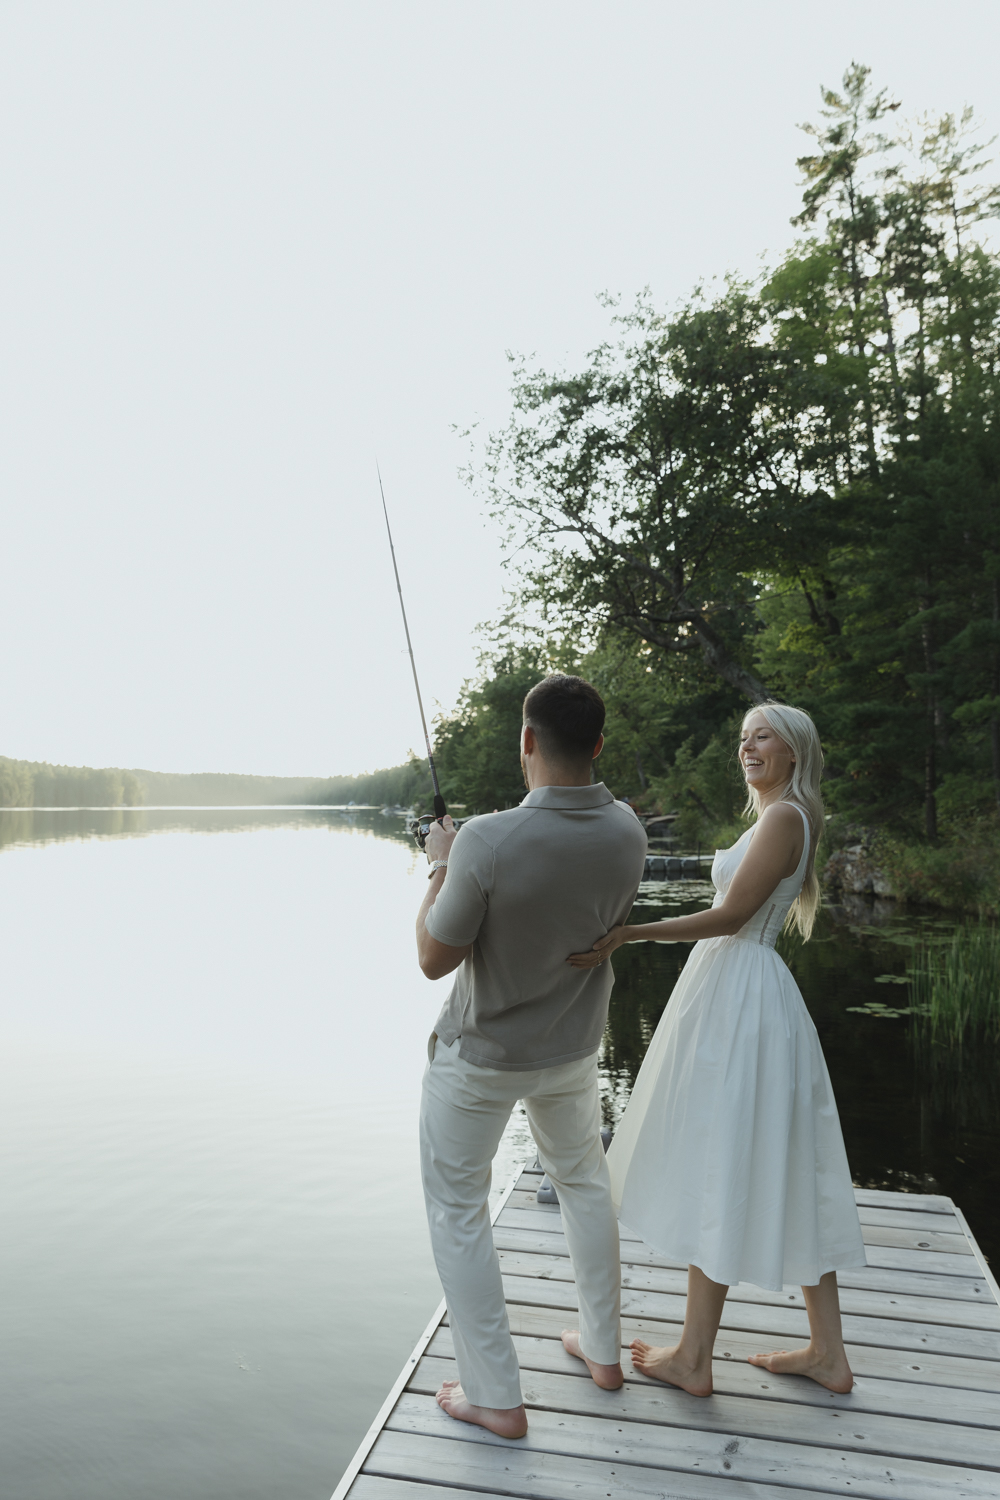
0;758;392;809
876;824;1000;913
909;925;1000;1045
300;756;435;810
0;756;145;808
467;64;1000;848
433;652;545;812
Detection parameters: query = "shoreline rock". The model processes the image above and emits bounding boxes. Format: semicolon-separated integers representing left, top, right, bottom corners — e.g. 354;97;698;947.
821;839;896;899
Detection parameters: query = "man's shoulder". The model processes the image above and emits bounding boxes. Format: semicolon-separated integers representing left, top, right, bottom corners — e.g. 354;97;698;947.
457;806;535;853
607;798;645;825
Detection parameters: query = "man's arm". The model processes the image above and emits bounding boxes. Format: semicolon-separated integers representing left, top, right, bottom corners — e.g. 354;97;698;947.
416;815;472;980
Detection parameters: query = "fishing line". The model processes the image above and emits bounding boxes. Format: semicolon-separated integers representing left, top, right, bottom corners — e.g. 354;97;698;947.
377;463;448;847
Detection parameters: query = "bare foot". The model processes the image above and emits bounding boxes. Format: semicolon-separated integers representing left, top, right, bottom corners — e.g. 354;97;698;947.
435;1379;528;1438
630;1339;713;1396
748;1346;854;1394
560;1330;624;1390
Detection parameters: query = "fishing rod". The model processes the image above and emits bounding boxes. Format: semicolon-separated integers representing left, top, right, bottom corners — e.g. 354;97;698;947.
377;463;450;850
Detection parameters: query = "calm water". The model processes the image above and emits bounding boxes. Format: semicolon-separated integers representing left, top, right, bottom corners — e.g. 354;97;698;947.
1;808;996;1498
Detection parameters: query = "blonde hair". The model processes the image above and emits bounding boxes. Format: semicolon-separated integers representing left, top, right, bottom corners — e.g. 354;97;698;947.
741;702;825;940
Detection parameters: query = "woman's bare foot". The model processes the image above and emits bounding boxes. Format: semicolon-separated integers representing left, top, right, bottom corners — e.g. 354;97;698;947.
748;1346;854;1394
435;1379;528;1438
630;1338;713;1395
560;1330;624;1390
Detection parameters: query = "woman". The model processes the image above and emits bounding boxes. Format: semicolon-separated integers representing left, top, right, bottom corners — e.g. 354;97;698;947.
565;703;866;1396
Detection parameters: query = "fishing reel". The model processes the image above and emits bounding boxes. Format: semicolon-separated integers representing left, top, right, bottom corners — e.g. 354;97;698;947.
410;796;460;851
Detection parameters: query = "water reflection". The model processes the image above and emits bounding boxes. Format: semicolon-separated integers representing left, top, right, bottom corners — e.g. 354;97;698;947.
0;804;414;852
0;808;438;1500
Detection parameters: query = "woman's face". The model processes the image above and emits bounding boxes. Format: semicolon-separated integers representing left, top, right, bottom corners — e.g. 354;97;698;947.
739;712;795;796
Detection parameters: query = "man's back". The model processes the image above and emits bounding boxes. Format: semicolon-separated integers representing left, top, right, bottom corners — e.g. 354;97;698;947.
425;783;647;1070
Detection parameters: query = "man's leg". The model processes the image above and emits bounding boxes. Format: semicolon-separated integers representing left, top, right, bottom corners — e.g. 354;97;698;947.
523;1055;622;1384
419;1037;526;1428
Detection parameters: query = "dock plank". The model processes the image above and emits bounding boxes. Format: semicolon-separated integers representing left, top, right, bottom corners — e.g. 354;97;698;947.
500;1203;979;1277
854;1189;956;1213
427;1325;1000;1427
507;1190;972;1255
365;1429;860;1500
857;1206;964;1233
491;1224;995;1308
411;1352;999;1467
500;1272;1000;1359
514;1174;970;1238
491;1304;1000;1397
386;1392;998;1500
352;1478;508;1500
494;1246;999;1331
493;1224;994;1304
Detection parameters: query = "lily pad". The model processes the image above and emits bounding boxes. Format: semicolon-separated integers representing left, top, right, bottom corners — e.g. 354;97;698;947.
846;1001;918;1018
874;974;910;985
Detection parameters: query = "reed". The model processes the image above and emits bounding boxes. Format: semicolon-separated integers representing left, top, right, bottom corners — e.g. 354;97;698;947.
908;925;1000;1048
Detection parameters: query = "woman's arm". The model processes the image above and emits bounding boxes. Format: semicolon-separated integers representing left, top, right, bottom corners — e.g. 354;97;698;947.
567;803;805;968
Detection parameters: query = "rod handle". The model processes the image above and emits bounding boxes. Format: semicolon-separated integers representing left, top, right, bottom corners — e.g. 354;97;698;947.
433;793;447;821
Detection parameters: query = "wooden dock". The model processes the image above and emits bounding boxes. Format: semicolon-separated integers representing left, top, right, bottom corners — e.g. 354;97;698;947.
332;1162;1000;1500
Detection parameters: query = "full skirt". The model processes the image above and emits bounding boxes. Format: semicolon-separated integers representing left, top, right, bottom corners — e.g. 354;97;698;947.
607;935;866;1291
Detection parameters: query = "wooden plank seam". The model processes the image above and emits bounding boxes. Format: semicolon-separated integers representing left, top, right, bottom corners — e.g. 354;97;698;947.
329;1158;529;1500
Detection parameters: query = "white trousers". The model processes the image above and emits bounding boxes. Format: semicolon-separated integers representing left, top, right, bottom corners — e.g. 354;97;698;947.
419;1035;621;1408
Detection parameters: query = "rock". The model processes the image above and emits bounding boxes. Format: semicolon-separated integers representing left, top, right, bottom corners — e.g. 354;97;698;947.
821;836;896;899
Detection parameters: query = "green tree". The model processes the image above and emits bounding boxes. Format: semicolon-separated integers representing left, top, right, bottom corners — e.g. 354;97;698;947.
473;64;1000;843
433;652;544;812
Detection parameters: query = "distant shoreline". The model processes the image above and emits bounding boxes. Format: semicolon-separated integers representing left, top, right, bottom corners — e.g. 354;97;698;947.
0;755;426;810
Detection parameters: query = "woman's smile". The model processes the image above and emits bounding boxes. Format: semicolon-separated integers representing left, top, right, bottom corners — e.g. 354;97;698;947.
740;712;795;796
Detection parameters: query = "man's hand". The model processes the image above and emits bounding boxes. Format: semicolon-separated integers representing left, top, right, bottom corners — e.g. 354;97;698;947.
424;813;459;864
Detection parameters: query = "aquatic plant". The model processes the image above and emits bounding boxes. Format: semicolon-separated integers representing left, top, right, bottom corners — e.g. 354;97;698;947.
908;925;1000;1048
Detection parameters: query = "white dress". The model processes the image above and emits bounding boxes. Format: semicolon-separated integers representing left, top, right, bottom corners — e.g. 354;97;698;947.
607;806;866;1292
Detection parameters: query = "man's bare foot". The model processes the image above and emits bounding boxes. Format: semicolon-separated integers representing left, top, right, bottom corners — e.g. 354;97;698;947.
435;1379;528;1438
560;1330;624;1390
630;1339;713;1396
748;1346;854;1394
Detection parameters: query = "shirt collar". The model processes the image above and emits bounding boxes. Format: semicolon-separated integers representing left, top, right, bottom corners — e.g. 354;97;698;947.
520;782;616;810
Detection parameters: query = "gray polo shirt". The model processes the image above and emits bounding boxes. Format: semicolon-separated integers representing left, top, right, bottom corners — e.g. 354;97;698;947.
424;782;647;1071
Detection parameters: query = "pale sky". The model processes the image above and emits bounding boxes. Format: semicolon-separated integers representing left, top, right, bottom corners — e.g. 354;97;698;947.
1;1;996;777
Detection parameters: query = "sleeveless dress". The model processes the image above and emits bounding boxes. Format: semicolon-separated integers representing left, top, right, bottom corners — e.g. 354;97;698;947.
607;805;866;1292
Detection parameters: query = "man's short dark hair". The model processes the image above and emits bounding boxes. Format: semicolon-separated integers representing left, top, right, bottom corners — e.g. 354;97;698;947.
523;675;606;764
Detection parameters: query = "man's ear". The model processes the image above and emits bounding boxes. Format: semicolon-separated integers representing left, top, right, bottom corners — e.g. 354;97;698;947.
592;733;605;759
522;723;537;755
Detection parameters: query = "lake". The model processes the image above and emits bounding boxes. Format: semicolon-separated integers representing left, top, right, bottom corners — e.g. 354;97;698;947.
1;807;996;1499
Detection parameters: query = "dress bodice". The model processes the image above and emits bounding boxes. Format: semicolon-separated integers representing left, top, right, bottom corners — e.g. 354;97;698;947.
710;804;811;949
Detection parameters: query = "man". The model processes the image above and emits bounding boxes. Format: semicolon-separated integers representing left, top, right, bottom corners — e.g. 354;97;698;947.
415;674;647;1438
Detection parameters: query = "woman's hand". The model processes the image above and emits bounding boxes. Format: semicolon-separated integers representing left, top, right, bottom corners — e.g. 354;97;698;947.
567;924;629;969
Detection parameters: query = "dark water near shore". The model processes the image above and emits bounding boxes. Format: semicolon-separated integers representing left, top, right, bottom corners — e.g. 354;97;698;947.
1;807;996;1499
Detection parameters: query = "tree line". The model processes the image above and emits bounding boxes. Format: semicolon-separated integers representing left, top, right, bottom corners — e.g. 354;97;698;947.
0;754;439;811
431;66;1000;873
0;758;342;809
0;757;146;809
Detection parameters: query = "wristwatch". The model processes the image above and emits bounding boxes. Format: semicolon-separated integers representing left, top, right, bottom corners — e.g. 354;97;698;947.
427;860;448;878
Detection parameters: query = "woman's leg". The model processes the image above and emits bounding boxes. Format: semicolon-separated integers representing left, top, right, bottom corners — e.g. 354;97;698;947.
748;1271;853;1393
630;1264;728;1395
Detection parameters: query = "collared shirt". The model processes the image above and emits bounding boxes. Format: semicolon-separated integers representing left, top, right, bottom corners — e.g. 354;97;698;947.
424;782;647;1071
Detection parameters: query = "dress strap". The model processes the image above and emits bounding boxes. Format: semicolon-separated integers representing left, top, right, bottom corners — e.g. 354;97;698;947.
787;803;811;879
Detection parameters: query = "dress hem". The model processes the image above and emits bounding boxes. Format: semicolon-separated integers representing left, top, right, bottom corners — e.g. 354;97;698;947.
619;1226;868;1292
